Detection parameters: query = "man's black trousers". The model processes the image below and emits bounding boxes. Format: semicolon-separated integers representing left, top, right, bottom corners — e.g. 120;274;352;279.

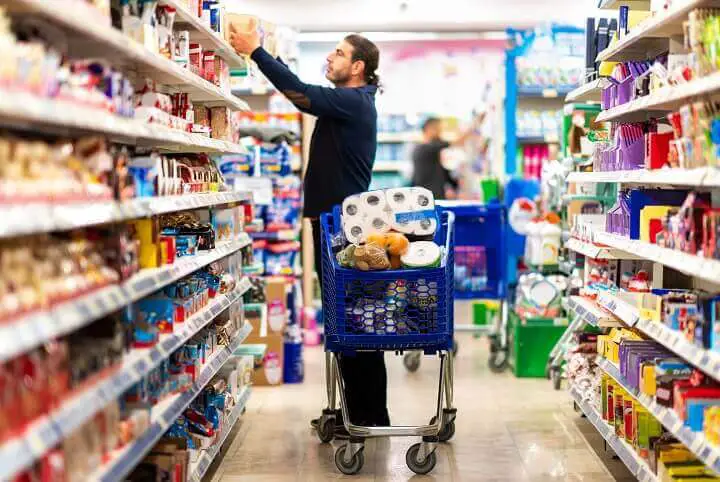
311;218;390;426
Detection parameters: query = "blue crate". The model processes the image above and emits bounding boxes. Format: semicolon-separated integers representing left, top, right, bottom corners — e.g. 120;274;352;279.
320;207;455;355
437;201;507;300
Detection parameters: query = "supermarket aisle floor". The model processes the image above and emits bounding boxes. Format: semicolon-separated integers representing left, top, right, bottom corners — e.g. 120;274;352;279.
208;334;633;482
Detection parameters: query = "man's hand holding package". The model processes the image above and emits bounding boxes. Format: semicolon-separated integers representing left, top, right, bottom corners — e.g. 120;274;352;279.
229;18;261;55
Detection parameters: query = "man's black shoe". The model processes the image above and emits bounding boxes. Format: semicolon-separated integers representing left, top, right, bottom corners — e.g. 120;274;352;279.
310;417;350;439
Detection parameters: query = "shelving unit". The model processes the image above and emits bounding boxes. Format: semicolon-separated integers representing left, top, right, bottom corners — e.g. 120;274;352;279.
596;357;720;475
0;89;249;151
188;386;253;482
0;238;251;363
565;79;607;103
595;290;720;380
4;0;249;110
566;237;641;259
592;229;720;284
0;193;252;240
0;297;252;480
566;168;720;186
0;2;262;480
597;0;651;9
161;0;247;70
90;329;251;482
559;1;720;476
596;71;720;122
596;0;720;62
569;385;658;481
566;296;623;327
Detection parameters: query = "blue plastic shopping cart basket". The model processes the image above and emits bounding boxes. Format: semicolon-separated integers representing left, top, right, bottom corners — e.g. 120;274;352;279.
320;206;455;355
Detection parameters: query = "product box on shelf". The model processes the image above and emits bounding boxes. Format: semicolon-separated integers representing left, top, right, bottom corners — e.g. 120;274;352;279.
244;304;283;386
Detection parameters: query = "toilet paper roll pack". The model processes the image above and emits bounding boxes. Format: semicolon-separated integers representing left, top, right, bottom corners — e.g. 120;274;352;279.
342;188;438;244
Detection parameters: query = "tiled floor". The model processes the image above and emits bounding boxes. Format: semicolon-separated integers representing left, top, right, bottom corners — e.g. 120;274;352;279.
207;334;635;481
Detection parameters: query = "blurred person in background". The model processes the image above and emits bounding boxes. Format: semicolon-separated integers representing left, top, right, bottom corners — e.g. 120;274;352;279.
229;22;390;438
411;117;480;200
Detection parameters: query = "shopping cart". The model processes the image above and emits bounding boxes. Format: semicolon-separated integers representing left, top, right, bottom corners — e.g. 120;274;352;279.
402;201;509;373
315;206;455;476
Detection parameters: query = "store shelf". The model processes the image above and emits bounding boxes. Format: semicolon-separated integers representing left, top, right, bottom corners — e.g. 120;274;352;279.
598;0;651;9
374;161;410;172
566;168;720;186
566;296;623;327
242;261;265;275
596;290;720;381
0;192;252;240
0;289;251;481
596;291;641;326
597;72;720;123
377;132;421;143
5;0;249;111
0;237;251;363
596;357;720;475
597;0;720;62
517;86;578;98
565;79;608;103
161;0;247;70
569;385;658;481
566;237;641;259
91;330;251;482
0;88;249;152
517;134;560;144
249;229;301;241
189;386;252;482
636;317;720;380
592;230;720;285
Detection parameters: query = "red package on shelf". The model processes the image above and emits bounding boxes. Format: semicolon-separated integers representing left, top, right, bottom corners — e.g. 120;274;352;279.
646;132;673;169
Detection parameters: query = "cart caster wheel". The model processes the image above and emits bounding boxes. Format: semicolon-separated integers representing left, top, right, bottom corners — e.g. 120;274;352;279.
317;418;335;443
335;445;364;475
406;443;437;475
430;416;456;442
551;368;562;391
488;349;508;373
403;352;421;372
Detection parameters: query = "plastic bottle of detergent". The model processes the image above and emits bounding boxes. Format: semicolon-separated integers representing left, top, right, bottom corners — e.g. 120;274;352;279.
524;221;542;266
540;221;562;265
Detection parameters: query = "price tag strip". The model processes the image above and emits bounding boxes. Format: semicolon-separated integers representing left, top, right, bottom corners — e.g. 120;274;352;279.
0;192;251;241
567;296;623;328
0;287;252;481
596;357;720;475
569;385;657;481
0;238;251;364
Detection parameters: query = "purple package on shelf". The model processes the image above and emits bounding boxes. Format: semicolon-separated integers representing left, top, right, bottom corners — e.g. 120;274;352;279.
627;189;707;240
619;137;645;170
616;75;634;106
627;349;671;390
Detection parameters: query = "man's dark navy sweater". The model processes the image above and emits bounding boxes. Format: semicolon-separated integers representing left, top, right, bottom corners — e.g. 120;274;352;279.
250;47;377;217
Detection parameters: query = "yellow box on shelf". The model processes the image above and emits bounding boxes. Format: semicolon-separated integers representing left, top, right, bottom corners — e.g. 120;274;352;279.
640;206;674;244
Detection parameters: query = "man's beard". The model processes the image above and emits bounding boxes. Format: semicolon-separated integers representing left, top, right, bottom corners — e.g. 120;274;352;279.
327;69;350;87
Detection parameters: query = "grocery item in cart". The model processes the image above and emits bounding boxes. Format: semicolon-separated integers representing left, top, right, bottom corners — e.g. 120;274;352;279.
401;241;441;268
341;187;437;244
